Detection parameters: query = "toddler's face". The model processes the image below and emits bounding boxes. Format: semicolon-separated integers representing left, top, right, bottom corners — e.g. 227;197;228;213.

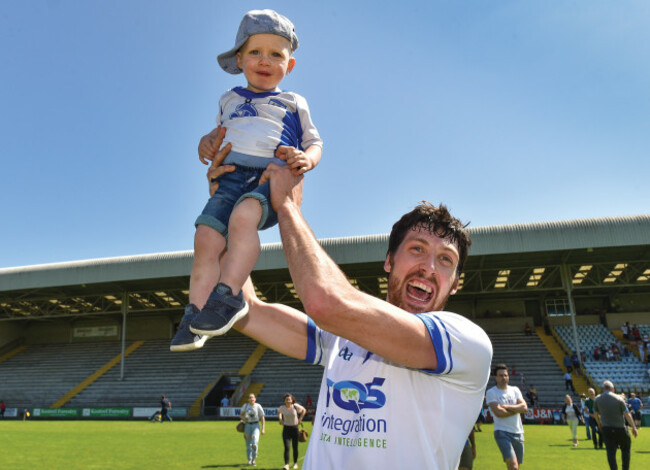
236;33;295;93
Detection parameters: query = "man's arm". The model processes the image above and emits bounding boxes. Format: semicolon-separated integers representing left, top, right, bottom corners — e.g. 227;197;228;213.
262;164;438;370
502;398;528;414
488;401;514;418
624;411;638;437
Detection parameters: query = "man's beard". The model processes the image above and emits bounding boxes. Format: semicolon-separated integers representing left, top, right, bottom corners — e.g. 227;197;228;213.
386;270;452;314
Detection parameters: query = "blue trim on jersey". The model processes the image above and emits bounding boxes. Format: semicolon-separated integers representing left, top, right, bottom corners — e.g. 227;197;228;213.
280;110;303;149
233;86;281;99
305;317;317;363
416;313;450;375
434;313;455;374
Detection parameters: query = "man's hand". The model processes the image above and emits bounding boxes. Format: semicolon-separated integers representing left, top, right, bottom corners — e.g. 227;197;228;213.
204;128;236;196
276;145;313;175
199;126;226;165
259;163;304;211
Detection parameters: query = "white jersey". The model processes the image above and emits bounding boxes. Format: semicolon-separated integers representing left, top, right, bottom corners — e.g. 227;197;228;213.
217;86;322;161
486;385;525;434
302;311;493;469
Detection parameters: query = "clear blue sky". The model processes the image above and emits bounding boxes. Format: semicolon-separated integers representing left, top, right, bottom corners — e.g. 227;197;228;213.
2;0;649;268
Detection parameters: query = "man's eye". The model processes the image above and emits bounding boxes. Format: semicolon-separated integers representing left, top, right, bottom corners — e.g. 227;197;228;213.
249;50;259;55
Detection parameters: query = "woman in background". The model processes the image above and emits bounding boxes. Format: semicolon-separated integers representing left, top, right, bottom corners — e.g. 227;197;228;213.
278;393;306;469
561;394;583;447
240;393;265;466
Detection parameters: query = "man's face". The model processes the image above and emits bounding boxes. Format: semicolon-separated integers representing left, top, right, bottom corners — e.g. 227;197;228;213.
384;226;459;313
588;388;595;399
495;369;510;388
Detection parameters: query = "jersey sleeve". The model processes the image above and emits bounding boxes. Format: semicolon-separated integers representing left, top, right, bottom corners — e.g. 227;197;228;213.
416;311;493;390
295;94;323;150
304;317;332;366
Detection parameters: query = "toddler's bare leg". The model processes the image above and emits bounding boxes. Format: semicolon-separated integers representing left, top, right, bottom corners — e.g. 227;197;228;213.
220;198;263;294
189;225;227;308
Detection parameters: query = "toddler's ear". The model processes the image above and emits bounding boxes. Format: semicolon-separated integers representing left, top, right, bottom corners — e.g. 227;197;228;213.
286;57;296;74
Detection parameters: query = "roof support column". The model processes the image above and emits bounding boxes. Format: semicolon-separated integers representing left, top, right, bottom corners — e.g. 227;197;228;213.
119;292;128;381
560;264;582;368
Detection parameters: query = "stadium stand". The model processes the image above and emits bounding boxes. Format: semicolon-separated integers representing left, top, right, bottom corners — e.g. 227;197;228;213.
66;334;258;409
488;332;569;408
554;324;650;394
250;348;323;408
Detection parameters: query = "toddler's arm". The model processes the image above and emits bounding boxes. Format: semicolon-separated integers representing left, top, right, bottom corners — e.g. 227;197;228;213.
198;126;226;165
275;145;322;176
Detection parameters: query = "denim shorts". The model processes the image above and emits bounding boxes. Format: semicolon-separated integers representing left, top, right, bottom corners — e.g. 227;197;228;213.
195;165;278;238
494;430;524;464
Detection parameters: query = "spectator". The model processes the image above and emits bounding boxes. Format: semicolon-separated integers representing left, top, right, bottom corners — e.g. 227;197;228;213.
241;393;265;466
593;381;638;470
561;394;584;447
631;325;641;342
580;393;590;440
621;322;630;342
627;393;643;428
458;429;476;470
594;346;601;361
638;342;645;363
585;388;603;449
305;395;313;407
612;344;621;361
564;370;576;393
486;364;528;470
526;385;539;408
563;354;572;372
571;352;581;376
278;393;306;470
524;323;532;336
0;400;5;419
220;395;230;408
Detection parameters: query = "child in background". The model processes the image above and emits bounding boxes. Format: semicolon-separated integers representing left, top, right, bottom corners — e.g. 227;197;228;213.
171;9;322;351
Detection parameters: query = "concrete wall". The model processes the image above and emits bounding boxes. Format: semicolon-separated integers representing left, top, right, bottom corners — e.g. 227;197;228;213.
0;322;25;348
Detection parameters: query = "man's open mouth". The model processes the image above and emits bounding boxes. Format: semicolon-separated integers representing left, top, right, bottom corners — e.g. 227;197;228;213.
406;280;433;302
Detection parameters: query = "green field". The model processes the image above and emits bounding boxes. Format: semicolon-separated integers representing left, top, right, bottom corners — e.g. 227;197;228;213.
1;421;648;469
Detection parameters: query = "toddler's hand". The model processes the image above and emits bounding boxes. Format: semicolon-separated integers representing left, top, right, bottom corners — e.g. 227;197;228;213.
276;145;312;176
198;126;226;165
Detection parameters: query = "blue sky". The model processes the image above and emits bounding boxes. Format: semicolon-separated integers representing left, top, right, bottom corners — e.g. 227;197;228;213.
1;0;649;268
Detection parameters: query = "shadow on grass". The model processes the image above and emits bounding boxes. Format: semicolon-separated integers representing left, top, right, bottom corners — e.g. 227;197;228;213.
202;465;276;469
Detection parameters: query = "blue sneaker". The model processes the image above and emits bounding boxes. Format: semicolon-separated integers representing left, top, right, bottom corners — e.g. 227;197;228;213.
170;304;209;352
190;283;248;336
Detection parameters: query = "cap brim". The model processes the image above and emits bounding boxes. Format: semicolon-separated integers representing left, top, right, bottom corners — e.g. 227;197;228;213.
217;46;243;75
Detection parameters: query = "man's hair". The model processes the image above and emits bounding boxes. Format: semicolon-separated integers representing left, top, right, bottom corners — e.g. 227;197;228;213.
493;363;508;376
602;380;614;391
387;202;471;275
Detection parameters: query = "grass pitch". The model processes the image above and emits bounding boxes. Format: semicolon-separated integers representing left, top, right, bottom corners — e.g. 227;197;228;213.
0;421;648;469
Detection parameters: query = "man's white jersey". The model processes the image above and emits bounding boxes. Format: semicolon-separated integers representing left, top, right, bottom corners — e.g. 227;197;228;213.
217;86;322;160
486;385;525;434
302;311;493;469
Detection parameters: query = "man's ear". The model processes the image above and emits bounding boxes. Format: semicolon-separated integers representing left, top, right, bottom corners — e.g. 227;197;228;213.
236;52;242;70
449;276;459;296
286;57;296;74
383;255;392;274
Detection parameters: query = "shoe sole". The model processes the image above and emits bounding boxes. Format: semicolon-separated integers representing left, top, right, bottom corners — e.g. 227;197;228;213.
169;335;208;352
190;303;249;337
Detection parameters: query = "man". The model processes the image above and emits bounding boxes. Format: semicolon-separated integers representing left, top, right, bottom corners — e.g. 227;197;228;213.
593;381;638;470
580;393;591;440
584;387;603;449
458;429;476;470
486;364;528;470
627;392;643;428
159;395;172;422
202;133;493;468
564;370;576;393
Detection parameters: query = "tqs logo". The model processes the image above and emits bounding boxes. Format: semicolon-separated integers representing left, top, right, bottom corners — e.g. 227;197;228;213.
325;377;386;414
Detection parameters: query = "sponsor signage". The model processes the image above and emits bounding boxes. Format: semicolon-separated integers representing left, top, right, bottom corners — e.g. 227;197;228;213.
73;326;118;338
82;408;131;418
32;408;79;418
